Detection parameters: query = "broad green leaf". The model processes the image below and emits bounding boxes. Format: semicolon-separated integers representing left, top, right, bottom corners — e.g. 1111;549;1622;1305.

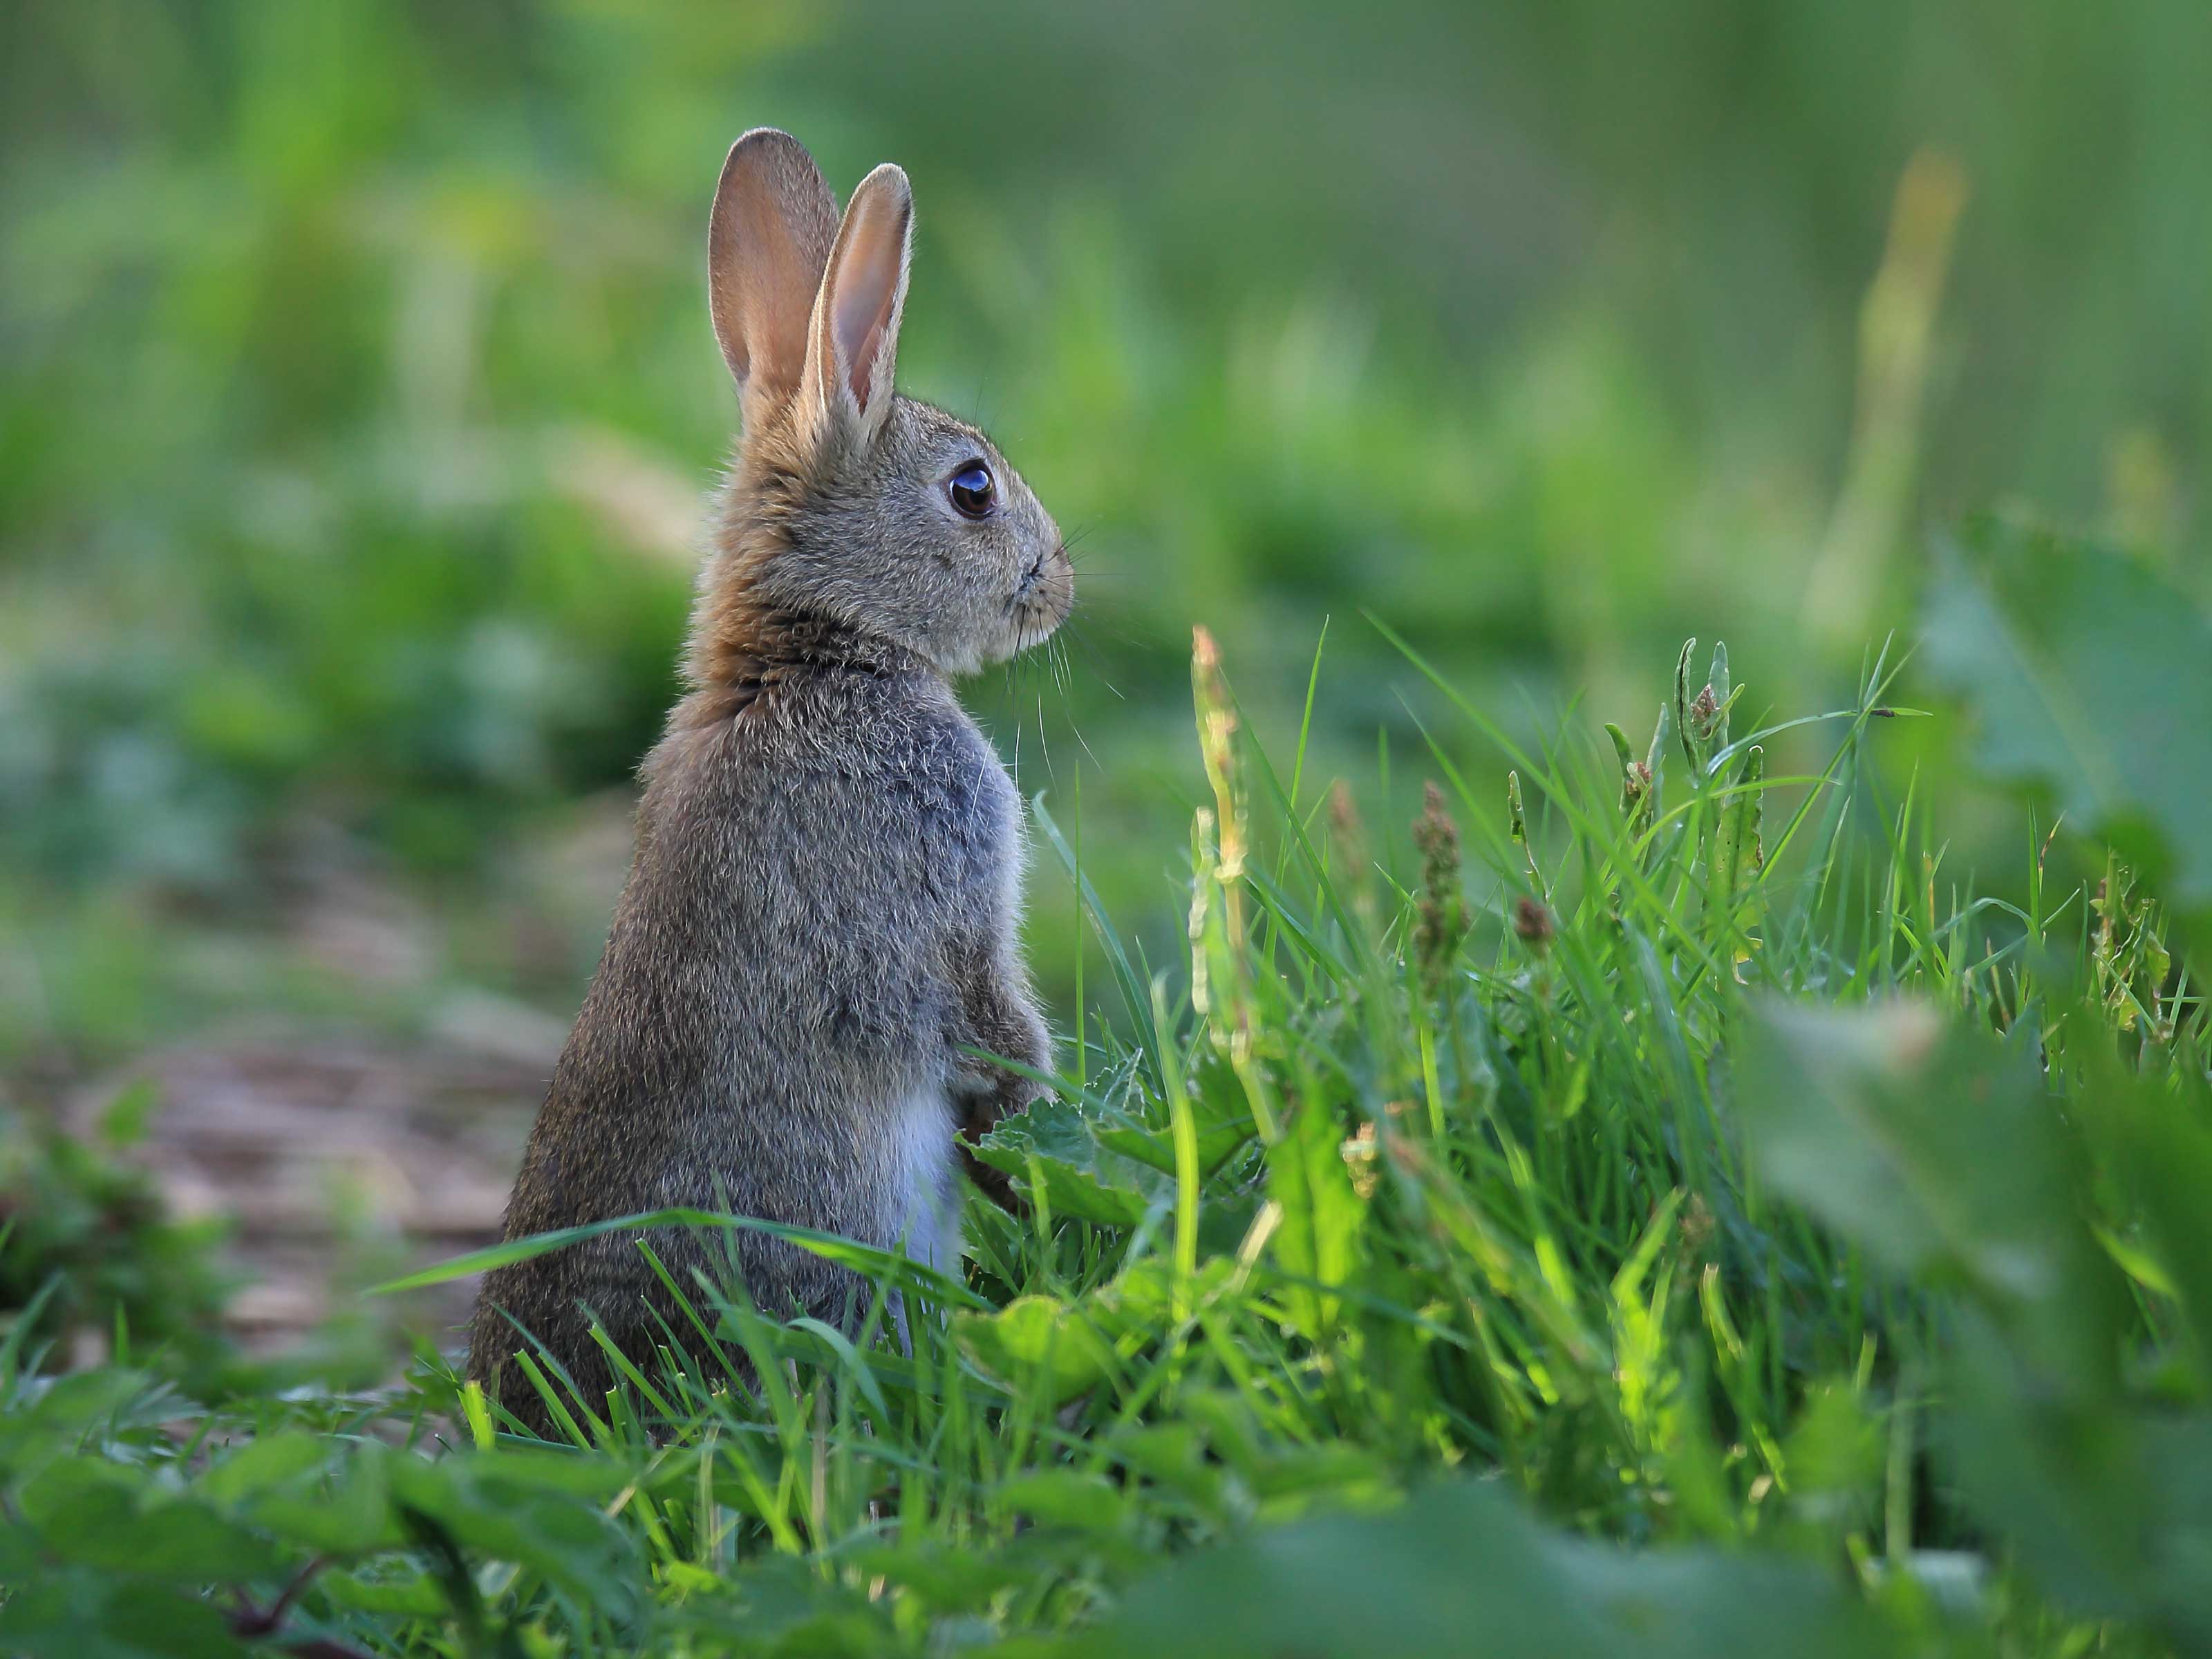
0;1571;250;1658
390;1454;643;1619
955;1255;1234;1405
996;1469;1130;1535
2104;1062;2212;1376
198;1430;329;1503
315;1564;451;1617
1105;1421;1229;1519
16;1457;280;1582
1248;1441;1395;1512
1094;1109;1253;1181
974;1095;1166;1228
661;1553;890;1651
1066;1476;1886;1658
1739;998;2211;1649
1945;1317;2212;1650
469;1445;642;1498
1084;1253;1235;1338
847;1539;1033;1615
1735;1000;2103;1333
0;1369;149;1470
1264;1096;1367;1340
954;1293;1121;1404
243;1450;397;1556
1922;519;2212;916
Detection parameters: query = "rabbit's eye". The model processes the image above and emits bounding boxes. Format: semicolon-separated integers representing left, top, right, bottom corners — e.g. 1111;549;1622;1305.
948;462;995;519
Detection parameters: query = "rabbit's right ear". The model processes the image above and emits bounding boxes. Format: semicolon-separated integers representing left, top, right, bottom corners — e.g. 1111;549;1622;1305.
708;129;841;435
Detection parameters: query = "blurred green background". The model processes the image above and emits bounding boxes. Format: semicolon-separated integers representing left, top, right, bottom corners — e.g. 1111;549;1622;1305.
4;0;2208;1085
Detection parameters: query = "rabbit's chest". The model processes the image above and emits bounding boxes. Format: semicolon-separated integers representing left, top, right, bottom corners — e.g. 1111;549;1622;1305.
886;729;1024;892
969;751;1024;886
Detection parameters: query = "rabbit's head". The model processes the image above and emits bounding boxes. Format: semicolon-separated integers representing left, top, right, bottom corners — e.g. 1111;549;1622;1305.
697;129;1071;682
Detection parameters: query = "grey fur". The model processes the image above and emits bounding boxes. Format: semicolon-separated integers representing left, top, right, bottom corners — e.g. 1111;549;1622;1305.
468;131;1071;1433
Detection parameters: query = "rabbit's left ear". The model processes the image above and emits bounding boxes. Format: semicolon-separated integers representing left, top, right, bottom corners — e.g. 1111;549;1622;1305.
800;162;912;449
708;129;840;438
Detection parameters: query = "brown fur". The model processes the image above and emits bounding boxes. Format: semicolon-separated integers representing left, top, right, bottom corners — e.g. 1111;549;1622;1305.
468;131;1069;1434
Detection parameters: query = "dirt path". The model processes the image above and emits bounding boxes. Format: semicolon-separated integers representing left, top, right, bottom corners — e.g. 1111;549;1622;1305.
74;1034;552;1362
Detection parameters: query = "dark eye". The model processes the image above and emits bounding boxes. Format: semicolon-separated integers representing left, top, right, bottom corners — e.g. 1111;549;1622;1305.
948;462;995;519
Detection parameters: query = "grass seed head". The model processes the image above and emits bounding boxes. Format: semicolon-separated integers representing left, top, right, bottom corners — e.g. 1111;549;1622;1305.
1412;781;1470;990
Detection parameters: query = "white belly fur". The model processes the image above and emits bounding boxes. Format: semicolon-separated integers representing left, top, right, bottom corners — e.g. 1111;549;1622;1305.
887;1084;959;1277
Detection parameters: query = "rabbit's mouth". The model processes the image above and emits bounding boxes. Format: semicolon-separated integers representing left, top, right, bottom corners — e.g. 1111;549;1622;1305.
1006;548;1074;651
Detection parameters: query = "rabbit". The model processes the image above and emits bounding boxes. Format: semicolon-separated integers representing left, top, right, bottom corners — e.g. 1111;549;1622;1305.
468;129;1071;1435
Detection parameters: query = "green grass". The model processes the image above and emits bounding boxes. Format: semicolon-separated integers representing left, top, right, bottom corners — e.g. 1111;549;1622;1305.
2;615;2206;1658
5;8;2209;1649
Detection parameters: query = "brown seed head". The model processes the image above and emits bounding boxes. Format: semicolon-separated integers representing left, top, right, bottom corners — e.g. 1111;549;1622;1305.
1512;895;1555;953
1412;782;1469;988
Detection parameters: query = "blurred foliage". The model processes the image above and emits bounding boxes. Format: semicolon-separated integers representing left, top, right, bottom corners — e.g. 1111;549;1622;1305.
3;0;2209;1069
0;1084;232;1383
1924;516;2212;935
1;6;2208;1647
0;621;2204;1654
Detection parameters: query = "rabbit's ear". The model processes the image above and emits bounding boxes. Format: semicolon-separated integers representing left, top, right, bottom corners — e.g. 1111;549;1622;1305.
708;129;840;433
798;162;912;448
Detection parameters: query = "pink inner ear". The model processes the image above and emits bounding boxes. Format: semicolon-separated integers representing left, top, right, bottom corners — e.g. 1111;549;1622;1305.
833;199;905;411
847;312;886;409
